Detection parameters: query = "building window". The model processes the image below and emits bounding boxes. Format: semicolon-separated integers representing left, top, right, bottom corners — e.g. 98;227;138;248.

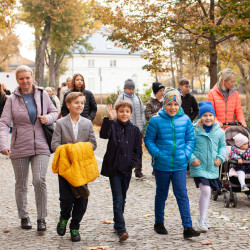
110;60;116;67
88;59;95;68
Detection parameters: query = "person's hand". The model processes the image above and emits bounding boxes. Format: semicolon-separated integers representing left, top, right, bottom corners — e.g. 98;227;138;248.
214;158;221;166
38;115;47;124
219;122;223;127
241;121;247;128
192;159;201;166
238;159;243;164
1;149;11;156
106;105;117;120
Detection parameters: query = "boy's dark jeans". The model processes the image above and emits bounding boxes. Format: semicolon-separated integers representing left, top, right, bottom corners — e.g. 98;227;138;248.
58;175;88;230
109;173;131;234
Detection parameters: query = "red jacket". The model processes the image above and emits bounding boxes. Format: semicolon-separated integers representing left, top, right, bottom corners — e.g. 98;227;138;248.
207;84;245;128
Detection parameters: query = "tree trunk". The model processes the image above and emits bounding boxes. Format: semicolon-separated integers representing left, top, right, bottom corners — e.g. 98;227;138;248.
179;54;183;80
191;76;194;91
49;49;56;88
209;37;217;89
169;48;176;88
35;20;51;86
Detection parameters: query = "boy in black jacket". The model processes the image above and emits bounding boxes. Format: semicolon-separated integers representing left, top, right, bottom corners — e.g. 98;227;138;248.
179;79;199;122
100;100;142;242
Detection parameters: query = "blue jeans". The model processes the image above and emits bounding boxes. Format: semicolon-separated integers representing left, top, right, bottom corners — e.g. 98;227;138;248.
154;169;192;229
109;174;131;234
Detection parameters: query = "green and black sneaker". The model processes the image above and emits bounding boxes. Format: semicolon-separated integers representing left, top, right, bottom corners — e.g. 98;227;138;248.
70;229;81;242
57;217;68;236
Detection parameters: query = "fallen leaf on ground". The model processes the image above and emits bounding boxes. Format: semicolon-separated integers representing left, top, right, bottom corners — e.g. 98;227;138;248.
86;247;109;250
105;187;110;189
3;229;10;233
143;214;154;217
103;220;114;224
202;241;212;245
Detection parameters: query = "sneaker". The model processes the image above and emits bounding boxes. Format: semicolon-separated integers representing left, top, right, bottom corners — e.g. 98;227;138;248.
118;232;129;242
57;217;68;236
241;185;249;192
37;219;46;231
70;229;81;242
154;223;168;234
204;218;211;229
183;227;200;238
21;217;32;230
197;218;208;232
135;172;145;179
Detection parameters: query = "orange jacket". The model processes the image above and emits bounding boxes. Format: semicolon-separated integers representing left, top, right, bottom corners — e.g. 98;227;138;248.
207;84;245;127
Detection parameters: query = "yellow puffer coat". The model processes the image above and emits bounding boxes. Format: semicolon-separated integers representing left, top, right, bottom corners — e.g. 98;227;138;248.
52;142;99;187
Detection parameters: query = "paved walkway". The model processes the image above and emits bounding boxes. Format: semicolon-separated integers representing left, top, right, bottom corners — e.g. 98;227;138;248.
0;132;249;249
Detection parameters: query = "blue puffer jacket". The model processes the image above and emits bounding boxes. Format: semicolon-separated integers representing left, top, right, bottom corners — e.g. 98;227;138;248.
189;122;226;179
144;107;194;171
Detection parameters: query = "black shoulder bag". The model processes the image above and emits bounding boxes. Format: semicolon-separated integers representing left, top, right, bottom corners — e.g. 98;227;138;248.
40;89;54;153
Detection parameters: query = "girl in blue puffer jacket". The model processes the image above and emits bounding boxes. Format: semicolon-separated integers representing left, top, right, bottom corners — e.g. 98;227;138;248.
144;88;200;239
189;101;226;232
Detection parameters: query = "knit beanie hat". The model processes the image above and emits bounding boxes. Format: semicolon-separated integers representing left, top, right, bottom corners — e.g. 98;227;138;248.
233;133;249;148
124;79;135;89
152;82;165;95
198;101;215;118
163;88;182;106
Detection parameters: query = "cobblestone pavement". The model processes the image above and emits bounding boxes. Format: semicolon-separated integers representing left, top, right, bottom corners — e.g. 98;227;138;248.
0;132;249;250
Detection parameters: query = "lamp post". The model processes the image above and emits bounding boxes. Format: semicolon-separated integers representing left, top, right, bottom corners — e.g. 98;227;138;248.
99;67;102;104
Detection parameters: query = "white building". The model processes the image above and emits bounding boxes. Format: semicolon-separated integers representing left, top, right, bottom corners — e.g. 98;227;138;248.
59;30;153;94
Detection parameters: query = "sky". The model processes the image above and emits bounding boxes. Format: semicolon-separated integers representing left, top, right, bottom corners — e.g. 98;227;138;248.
14;22;36;62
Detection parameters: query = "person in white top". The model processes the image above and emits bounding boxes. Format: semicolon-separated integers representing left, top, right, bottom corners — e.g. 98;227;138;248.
60;77;72;105
51;87;61;113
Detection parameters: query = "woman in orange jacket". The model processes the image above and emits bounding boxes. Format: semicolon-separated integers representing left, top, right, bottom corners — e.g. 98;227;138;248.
207;68;247;129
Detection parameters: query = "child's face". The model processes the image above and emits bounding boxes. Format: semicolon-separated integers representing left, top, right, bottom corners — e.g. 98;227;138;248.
239;142;249;150
164;100;179;116
201;112;215;126
66;96;85;116
179;84;190;95
155;88;165;100
117;106;132;123
124;88;134;96
74;75;84;90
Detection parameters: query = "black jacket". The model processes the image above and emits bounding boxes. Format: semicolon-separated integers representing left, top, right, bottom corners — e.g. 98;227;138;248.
181;93;199;121
61;89;97;121
100;118;142;177
0;93;7;117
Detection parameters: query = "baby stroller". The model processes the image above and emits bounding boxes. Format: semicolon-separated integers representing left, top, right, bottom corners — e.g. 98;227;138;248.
212;122;250;207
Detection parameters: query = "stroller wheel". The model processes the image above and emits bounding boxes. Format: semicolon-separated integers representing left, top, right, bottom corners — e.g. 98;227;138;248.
231;193;237;207
212;190;219;201
224;193;230;208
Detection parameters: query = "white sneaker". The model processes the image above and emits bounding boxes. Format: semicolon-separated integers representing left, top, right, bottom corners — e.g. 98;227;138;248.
241;185;249;192
204;218;211;229
197;218;208;232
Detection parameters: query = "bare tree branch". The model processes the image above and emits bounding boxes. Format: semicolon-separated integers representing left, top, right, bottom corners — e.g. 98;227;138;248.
216;33;235;44
197;0;208;17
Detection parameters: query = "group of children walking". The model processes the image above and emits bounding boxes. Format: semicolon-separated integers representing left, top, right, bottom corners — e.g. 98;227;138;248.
50;80;249;243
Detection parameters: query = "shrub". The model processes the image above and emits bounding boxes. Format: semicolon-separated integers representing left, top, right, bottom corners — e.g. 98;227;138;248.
140;83;152;105
106;87;122;105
